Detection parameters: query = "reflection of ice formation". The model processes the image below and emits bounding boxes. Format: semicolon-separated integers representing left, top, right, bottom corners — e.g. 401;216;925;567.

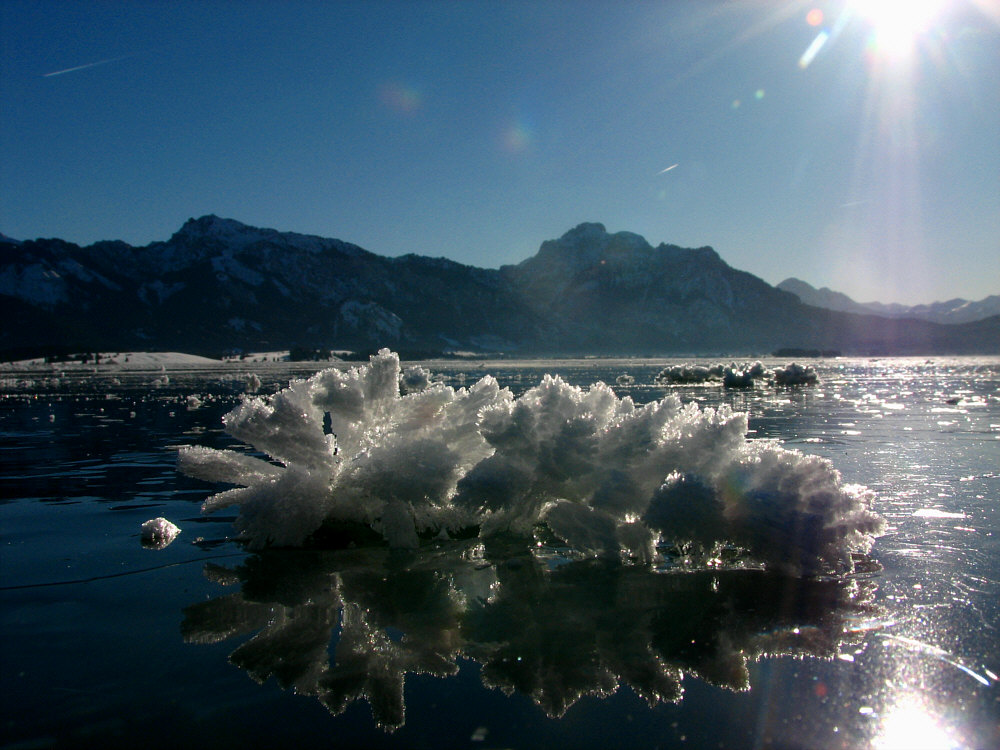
180;349;881;575
181;542;879;730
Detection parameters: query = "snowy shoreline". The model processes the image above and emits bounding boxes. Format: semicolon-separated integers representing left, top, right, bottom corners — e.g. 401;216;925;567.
4;349;999;376
0;350;296;372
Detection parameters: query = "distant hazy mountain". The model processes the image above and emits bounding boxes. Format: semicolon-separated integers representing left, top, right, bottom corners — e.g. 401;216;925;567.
1;216;997;357
778;277;1000;325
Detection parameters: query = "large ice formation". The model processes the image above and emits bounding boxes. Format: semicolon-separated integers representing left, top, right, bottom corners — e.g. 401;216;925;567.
179;349;883;575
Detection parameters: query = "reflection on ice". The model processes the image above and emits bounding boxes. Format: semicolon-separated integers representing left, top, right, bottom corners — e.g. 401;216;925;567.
179;350;883;576
879;634;994;688
181;541;880;730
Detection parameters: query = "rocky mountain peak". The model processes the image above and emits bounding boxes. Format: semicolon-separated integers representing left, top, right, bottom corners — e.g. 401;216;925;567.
167;215;369;260
521;222;654;275
171;215;258;243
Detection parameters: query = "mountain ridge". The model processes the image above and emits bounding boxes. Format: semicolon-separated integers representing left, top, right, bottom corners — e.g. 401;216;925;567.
2;217;998;358
778;277;1000;325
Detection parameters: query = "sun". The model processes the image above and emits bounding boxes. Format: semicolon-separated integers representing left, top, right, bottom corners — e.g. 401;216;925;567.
874;701;961;750
849;0;948;60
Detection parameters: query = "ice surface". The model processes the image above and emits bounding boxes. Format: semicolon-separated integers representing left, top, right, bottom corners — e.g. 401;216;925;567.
179;349;883;574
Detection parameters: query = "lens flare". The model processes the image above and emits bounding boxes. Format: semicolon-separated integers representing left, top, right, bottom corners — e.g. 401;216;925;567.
501;119;534;153
799;30;831;68
378;82;422;114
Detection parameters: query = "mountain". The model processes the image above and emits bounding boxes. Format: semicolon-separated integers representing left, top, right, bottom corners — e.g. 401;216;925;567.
501;223;813;352
2;216;998;358
0;215;538;355
778;277;1000;325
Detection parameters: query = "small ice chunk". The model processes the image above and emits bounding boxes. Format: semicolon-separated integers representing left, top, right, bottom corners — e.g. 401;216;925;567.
141;517;181;549
774;362;819;386
654;363;719;384
400;365;432;394
722;361;765;389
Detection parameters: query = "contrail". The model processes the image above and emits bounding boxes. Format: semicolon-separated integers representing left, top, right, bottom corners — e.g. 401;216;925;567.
657;164;679;175
43;55;130;78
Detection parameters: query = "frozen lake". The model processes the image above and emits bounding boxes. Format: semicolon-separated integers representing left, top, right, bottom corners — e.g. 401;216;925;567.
2;356;998;749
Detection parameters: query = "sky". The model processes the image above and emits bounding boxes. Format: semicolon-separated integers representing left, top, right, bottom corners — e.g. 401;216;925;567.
2;0;998;305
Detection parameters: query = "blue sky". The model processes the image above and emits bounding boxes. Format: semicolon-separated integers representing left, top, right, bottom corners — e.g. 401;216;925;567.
2;0;998;304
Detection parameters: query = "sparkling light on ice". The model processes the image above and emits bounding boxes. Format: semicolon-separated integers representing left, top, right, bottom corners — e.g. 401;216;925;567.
179;349;884;575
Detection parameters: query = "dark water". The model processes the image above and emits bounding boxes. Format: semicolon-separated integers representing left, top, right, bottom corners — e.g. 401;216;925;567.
2;358;998;749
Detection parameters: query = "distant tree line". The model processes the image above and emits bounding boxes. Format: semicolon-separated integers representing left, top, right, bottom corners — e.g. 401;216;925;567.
288;347;332;362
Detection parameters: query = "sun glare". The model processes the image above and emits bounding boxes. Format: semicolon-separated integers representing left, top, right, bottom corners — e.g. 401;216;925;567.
849;0;948;59
874;701;961;750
